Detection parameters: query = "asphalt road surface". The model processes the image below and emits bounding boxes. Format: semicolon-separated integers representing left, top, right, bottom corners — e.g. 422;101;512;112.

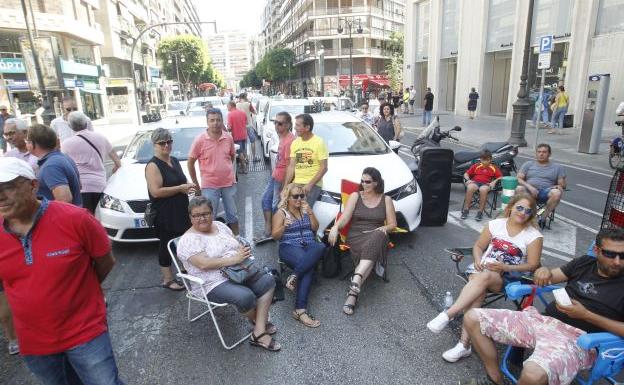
1;136;620;385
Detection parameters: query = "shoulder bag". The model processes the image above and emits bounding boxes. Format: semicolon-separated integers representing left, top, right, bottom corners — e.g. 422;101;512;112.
221;257;262;284
76;134;103;161
144;203;157;227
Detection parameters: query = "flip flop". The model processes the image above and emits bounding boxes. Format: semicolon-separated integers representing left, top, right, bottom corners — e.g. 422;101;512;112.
162;280;184;291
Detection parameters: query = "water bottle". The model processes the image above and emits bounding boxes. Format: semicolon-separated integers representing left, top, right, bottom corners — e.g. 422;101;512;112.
444;291;454;311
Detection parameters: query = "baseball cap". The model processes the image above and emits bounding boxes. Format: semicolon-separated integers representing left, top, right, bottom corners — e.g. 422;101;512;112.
0;157;36;183
0;105;7;110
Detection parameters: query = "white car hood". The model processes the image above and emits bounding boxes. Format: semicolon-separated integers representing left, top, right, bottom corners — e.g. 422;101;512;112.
322;152;413;193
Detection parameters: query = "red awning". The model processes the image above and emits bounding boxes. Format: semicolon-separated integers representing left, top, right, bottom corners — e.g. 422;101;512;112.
338;74;390;91
369;78;390;87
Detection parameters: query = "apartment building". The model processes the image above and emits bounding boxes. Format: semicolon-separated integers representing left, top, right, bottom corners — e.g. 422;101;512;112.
261;0;405;96
207;30;252;91
404;0;624;131
0;0;105;120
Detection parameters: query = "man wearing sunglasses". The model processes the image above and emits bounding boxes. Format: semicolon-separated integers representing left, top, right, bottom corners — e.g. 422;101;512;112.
50;96;93;144
460;228;624;385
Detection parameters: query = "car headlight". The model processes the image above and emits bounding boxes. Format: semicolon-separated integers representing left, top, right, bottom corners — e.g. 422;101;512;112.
99;194;125;213
392;178;418;200
319;190;341;205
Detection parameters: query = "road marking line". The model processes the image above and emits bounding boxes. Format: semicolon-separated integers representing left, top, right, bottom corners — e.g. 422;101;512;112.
399;149;415;159
560;200;603;217
245;196;253;241
576;184;608;194
556;214;599;234
542;249;572;262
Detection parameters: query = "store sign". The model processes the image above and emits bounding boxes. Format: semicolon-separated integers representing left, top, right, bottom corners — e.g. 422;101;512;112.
75;79;85;88
0;58;26;74
60;59;99;77
149;67;159;78
5;80;30;90
20;36;64;89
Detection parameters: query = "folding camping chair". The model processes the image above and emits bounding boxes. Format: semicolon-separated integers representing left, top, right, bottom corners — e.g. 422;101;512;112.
462;181;501;219
167;238;251;350
502;283;624;385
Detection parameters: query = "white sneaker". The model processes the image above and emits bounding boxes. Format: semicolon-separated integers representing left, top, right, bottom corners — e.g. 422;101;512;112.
427;311;450;333
8;340;19;355
442;341;471;362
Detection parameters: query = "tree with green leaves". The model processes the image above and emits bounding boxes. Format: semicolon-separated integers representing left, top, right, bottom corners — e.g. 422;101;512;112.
386;31;404;91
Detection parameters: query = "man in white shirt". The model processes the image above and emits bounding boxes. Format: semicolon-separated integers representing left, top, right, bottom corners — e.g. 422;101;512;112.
3;118;38;170
409;85;417;115
50;96;93;144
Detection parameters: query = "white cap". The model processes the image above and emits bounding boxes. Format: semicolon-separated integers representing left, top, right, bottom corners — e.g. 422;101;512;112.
0;157;36;183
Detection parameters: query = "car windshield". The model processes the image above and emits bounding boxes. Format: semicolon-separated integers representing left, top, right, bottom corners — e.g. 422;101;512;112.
124;127;205;163
269;104;306;120
313;121;389;155
168;102;187;110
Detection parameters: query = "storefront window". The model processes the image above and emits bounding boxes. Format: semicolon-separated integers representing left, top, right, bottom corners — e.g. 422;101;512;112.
528;42;569;93
415;0;430;61
486;0;515;52
441;0;459;58
80;92;104;120
531;0;573;44
595;0;624;35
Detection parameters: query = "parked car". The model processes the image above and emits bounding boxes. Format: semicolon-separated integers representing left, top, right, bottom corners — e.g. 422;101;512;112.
267;110;422;235
165;101;188;117
260;98;311;160
254;96;270;135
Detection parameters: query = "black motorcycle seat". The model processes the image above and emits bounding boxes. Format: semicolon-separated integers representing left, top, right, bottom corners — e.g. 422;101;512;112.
481;142;509;153
454;150;480;163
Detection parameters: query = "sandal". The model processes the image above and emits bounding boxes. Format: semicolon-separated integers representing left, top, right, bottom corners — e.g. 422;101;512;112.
162;280;184;291
250;321;277;335
343;291;358;315
285;274;297;292
350;273;363;294
249;332;281;352
293;310;321;328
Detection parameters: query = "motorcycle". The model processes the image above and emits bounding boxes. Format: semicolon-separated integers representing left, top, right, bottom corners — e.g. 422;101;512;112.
410;117;518;183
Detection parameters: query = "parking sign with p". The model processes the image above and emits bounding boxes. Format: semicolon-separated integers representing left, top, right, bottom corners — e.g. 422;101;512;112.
540;35;553;53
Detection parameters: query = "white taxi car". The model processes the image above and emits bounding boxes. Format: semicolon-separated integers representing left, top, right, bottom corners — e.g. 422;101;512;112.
260;98;311;160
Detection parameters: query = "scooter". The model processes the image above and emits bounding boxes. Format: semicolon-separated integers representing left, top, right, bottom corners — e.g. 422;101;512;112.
410;117;518;183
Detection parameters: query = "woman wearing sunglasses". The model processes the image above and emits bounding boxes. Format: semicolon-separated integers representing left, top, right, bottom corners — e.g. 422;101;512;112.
145;128;197;291
328;167;397;315
427;193;543;363
272;183;325;328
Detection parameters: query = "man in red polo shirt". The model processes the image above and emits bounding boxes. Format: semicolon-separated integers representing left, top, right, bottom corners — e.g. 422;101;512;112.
461;150;503;221
188;108;239;235
0;157;123;384
227;101;249;174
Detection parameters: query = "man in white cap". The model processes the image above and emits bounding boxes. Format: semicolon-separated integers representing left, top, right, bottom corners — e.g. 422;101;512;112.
3;118;38;170
0;157;125;384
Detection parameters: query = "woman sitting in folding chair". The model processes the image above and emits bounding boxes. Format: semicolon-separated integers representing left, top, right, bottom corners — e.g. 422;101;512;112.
272;183;325;328
328;167;397;316
176;197;281;352
427;193;543;363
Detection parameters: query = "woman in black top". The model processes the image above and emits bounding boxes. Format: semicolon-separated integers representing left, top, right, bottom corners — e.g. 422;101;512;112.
373;102;402;144
145;128;196;291
468;88;479;119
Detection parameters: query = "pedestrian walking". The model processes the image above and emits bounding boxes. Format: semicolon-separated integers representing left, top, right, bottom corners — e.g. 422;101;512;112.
50;96;93;144
0;156;125;384
34;101;45;125
0;105;15;154
27;124;82;206
227;101;249;174
356;103;374;126
2;118;38;170
188;108;240;235
373;102;402;144
236;93;258;162
61;111;122;214
256;111;295;243
284;113;328;208
549;85;569;135
145;128;194;292
532;93;550;128
467;88;479;119
402;88;410;114
423;87;434;126
409;85;416;114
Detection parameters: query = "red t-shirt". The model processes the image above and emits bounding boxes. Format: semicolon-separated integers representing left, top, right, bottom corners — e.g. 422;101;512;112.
227;109;248;141
272;133;295;183
466;162;503;184
0;200;111;355
188;131;236;188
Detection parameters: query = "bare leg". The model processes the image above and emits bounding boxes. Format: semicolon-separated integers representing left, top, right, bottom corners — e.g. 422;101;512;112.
446;271;502;319
542;189;561;220
464;310;504;384
463;183;478;211
478;185;491;212
229;222;240;236
161;266;183;289
518;362;548;385
262;210;272;237
344;259;375;308
250;288;280;348
0;293;16;342
250;140;257;161
458;276;487;345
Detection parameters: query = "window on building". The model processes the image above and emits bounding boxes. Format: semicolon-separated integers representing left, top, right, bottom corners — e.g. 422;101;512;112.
596;0;624;35
486;0;515;52
415;0;430;61
531;0;573;44
441;0;459;58
37;0;45;12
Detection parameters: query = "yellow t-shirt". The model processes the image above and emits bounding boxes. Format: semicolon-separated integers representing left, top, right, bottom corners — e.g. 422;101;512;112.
557;92;568;108
290;134;329;186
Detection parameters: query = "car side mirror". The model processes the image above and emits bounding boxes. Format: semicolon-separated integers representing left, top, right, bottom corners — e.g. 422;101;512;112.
388;140;401;150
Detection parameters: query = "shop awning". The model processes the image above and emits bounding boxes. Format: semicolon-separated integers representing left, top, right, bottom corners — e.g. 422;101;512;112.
338;74;390;91
369;78;390;87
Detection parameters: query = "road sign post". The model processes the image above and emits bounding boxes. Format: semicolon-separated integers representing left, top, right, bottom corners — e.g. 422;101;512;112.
535;35;553;149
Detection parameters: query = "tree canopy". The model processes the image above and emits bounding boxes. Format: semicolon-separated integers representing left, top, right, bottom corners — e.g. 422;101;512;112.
240;48;295;88
156;35;223;87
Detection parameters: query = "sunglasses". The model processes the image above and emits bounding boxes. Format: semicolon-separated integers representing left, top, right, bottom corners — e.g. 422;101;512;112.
599;248;624;259
515;205;533;215
156;139;173;146
290;193;305;200
361;179;373;184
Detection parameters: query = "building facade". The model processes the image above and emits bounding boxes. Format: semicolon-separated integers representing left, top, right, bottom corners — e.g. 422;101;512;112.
0;0;105;120
206;30;252;92
261;0;405;96
404;0;624;130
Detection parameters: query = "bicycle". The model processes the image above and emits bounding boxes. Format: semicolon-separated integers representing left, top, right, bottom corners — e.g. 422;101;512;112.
608;119;624;169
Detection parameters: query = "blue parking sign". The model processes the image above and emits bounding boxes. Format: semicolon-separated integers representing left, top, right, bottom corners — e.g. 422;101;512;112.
540;35;553;53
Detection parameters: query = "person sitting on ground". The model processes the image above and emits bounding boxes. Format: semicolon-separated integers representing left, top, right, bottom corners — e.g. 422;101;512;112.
272;184;325;328
461;150;503;221
176;197;281;351
427;193;542;364
328;167;397;315
459;228;624;385
516;143;566;230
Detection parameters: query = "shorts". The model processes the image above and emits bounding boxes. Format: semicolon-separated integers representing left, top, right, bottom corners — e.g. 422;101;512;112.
537;187;553;203
473;306;595;385
247;126;256;143
202;185;238;224
467;181;490;188
409;99;415;105
234;140;247;155
207;273;275;313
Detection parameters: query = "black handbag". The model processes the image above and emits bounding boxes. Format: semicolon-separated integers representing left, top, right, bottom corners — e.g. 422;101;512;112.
221;257;262;284
144;203;157;227
321;243;342;278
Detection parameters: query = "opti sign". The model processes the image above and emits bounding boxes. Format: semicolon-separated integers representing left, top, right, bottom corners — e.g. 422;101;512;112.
0;58;26;74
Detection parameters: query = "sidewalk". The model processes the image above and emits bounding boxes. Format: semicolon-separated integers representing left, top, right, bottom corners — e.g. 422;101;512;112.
399;110;618;173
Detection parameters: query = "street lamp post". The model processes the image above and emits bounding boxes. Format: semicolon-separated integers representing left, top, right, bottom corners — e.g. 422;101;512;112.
508;0;535;147
168;51;185;100
338;17;363;102
130;21;217;124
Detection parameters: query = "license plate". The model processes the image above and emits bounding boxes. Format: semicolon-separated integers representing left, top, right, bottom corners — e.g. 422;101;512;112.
134;218;148;228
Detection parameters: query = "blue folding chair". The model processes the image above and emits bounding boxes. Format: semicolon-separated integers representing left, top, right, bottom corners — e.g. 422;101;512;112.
501;282;624;384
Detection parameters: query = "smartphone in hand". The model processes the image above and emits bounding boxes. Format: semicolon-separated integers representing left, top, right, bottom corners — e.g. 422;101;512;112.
553;288;572;306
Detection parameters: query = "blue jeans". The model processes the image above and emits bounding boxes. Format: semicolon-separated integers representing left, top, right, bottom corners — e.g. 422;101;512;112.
261;177;282;212
532;107;549;126
22;332;124;385
202;185;238;224
551;106;567;129
422;110;432;125
279;241;325;309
